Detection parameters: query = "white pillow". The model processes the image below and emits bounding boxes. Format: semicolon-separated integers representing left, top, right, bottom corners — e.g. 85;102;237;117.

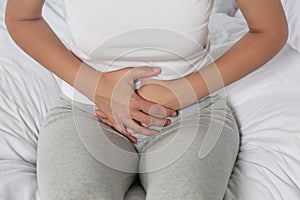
281;0;300;53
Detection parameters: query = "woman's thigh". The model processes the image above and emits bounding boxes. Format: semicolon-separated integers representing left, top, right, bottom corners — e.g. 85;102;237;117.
37;95;139;200
138;94;240;200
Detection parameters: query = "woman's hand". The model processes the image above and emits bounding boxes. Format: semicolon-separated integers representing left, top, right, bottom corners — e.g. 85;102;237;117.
137;80;180;110
94;67;177;143
137;77;199;110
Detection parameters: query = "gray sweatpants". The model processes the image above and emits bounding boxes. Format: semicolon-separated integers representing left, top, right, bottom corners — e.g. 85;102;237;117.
37;92;239;200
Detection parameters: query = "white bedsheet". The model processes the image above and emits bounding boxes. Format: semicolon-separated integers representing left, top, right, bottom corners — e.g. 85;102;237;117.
209;12;300;200
1;1;300;200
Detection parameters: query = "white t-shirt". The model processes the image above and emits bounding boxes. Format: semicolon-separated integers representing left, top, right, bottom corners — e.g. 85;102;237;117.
62;0;214;104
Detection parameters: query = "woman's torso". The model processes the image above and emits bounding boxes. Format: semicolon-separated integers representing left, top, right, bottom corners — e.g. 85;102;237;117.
61;0;214;104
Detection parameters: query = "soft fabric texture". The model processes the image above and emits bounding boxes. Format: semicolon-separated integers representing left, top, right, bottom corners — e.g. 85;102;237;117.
1;0;300;199
37;93;239;200
281;0;300;53
211;0;238;16
210;13;300;199
0;1;64;200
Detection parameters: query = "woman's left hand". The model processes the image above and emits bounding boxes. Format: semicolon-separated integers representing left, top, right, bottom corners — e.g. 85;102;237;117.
138;77;199;110
137;79;181;110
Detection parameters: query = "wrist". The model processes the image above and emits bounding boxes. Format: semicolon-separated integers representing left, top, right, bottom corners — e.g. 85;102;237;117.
169;78;198;108
73;63;103;103
185;70;209;101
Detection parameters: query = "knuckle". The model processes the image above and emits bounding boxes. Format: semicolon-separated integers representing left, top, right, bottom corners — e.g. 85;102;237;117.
143;116;152;125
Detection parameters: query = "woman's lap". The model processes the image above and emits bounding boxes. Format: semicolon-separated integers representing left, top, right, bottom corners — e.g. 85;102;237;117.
36;93;239;200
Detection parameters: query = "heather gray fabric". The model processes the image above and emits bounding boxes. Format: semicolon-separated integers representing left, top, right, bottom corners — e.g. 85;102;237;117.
37;92;239;200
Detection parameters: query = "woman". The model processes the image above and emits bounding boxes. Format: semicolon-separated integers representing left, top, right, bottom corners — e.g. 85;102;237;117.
5;0;288;199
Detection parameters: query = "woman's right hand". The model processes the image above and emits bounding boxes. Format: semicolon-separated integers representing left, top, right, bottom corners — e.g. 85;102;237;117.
94;66;176;143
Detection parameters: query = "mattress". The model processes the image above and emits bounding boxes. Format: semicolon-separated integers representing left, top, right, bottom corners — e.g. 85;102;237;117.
0;0;300;199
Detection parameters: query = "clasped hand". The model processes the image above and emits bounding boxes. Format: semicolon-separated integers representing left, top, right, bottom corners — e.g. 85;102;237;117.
93;66;179;143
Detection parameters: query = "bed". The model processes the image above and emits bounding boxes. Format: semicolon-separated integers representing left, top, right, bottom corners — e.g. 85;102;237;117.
1;0;300;199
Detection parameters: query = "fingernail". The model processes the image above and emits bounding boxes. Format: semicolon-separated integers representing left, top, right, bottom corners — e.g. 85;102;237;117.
92;110;97;116
141;123;149;127
171;111;177;117
164;119;171;126
152;67;160;72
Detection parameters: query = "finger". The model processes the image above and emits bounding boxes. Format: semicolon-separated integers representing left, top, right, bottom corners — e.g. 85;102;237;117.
93;110;108;119
113;122;137;143
99;116;137;143
130;66;161;80
136;96;177;118
141;123;148;127
102;118;114;127
123;132;137;143
126;128;136;135
138;77;159;86
123;132;137;144
125;120;159;136
131;111;171;127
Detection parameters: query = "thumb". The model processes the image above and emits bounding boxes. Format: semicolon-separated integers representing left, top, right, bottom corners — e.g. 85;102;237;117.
138;77;161;87
130;66;161;80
